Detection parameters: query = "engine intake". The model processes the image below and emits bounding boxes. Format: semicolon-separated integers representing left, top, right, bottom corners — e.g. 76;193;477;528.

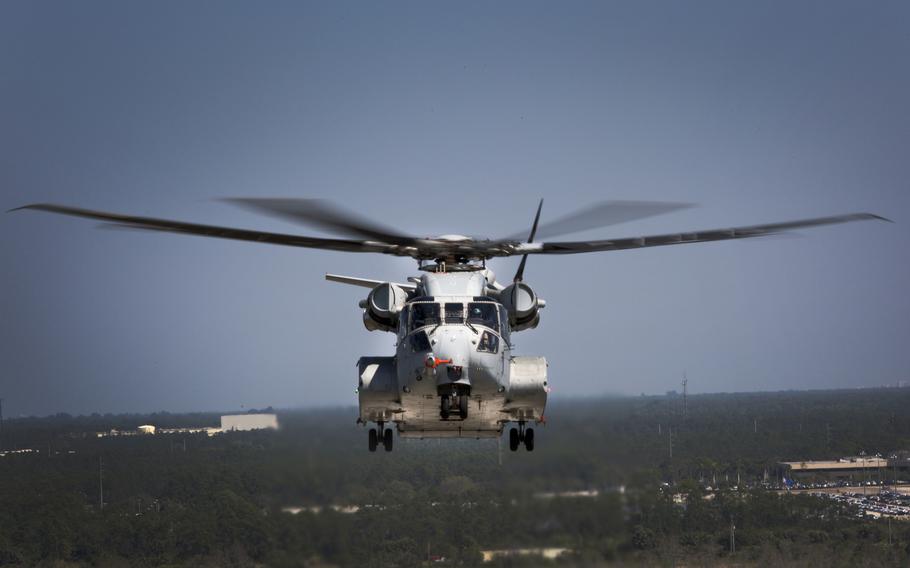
499;282;543;331
361;283;408;332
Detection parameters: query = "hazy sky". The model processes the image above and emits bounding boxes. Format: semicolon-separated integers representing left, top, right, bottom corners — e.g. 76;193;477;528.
2;1;908;417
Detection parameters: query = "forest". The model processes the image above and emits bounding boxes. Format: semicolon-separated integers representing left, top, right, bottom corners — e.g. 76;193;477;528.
1;387;909;566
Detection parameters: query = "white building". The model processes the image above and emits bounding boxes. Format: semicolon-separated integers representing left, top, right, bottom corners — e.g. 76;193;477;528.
220;413;279;432
137;424;156;435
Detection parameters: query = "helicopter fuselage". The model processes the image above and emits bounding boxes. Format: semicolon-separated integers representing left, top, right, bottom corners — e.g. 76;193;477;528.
357;270;548;442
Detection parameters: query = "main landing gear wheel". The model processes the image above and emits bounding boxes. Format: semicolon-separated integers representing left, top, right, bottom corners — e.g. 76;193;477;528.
508;423;535;452
368;428;378;452
459;395;469;420
383;428;393;452
440;395;451;420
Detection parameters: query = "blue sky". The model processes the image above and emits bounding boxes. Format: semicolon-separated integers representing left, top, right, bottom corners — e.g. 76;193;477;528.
1;1;908;416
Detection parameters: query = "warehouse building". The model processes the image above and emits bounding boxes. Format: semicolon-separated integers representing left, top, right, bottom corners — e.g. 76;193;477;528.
220;413;279;432
780;456;907;483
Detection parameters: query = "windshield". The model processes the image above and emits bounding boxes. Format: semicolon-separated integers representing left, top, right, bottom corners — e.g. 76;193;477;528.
409;303;440;330
467;302;499;332
444;303;464;324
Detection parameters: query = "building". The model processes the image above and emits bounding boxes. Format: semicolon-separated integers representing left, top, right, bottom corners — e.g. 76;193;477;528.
480;548;572;563
779;456;905;483
220;413;279;432
158;426;221;437
137;424;156;435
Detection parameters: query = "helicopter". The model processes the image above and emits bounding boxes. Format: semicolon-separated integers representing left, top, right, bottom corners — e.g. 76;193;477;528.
12;199;887;452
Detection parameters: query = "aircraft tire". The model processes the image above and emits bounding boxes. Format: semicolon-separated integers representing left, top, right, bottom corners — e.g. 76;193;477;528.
440;395;451;420
383;428;393;452
509;427;519;451
524;428;535;452
368;428;378;452
459;395;468;420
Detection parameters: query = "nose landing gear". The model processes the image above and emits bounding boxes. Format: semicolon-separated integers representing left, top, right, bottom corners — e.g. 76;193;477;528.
439;394;469;420
508;422;535;452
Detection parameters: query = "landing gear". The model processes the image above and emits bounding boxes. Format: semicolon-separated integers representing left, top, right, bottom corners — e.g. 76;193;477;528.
440;394;469;421
368;424;394;452
368;428;378;452
459;395;469;419
440;395;451;420
383;428;393;452
438;385;471;421
507;422;535;452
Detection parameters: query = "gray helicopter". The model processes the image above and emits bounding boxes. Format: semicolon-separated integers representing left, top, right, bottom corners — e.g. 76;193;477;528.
13;199;887;452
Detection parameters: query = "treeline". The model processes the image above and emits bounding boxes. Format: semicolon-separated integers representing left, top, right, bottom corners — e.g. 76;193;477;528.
0;388;908;566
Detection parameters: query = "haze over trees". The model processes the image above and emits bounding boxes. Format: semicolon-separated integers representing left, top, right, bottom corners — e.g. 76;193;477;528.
1;388;909;566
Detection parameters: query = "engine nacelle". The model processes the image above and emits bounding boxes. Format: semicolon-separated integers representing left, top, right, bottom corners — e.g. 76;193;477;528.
499;282;544;332
361;283;408;332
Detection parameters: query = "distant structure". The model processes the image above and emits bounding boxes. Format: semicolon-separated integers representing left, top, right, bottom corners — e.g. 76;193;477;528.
779;456;908;482
782;457;888;472
681;373;688;420
480;548;572;563
220;413;279;432
84;413;280;438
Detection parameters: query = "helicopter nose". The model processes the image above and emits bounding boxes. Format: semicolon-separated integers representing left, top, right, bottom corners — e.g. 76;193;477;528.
429;328;473;383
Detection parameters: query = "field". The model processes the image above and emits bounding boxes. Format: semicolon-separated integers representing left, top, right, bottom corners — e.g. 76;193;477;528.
1;388;910;566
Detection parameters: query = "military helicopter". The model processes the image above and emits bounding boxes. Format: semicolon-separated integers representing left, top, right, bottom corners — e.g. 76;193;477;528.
12;199;887;452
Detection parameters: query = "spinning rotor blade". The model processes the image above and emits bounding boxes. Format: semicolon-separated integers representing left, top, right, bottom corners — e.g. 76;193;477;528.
11;204;391;254
223;198;417;246
501;200;694;241
513;199;543;283
517;212;890;255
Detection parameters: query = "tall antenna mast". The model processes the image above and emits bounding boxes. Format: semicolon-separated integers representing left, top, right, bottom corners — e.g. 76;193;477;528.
99;456;104;511
681;372;688;420
0;398;4;452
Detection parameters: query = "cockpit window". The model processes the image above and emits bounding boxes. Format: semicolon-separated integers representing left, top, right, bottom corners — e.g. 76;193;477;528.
467;302;499;332
409;329;431;352
444;303;464;324
398;305;410;336
498;305;511;335
410;303;440;330
477;330;499;353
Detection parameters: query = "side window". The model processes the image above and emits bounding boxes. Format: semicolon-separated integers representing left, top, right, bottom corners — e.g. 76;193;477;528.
498;305;511;337
444;303;464;324
477;330;499;354
409;330;431;352
398;305;410;337
467;303;499;332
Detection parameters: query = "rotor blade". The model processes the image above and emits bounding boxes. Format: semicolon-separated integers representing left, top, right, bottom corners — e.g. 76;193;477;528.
223;198;417;245
10;203;392;254
514;199;544;283
517;213;890;255
501;200;694;241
